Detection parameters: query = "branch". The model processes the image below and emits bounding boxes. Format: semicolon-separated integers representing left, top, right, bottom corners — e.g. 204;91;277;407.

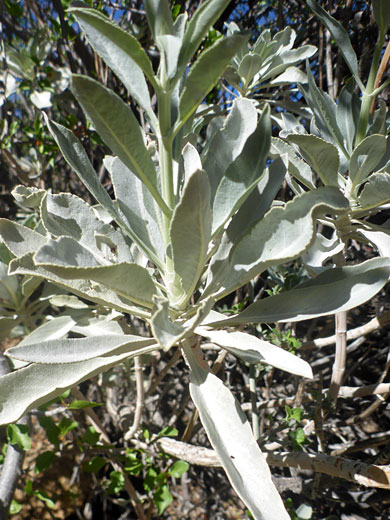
156;438;390;490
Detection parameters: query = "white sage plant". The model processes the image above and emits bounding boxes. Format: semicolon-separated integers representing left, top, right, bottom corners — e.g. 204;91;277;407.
1;1;390;518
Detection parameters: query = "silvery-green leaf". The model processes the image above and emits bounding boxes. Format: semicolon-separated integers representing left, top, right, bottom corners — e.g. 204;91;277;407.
170;169;212;306
208;257;390;326
182;143;202;185
203;158;287;299
349;135;387;190
44;116;118;219
35;236;103;268
217;187;349;298
307;0;364;91
373;0;390;33
0;261;18;301
12;185;46;209
108;157;164;265
336;79;360;154
238;53;263;84
368;99;387;137
7;334;156;364
286;134;339;187
19;316;76;345
68;7;157;124
0;219;47;257
9;253;149;318
212;104;271;235
178;33;249;130
185;345;289;520
204;97;258;200
195;328;313;378
70;75;169;217
267;66;308;85
70;312;123;337
0;351;144;425
145;0;174;39
260;46;316;82
357;222;390;257
41;193;112;260
302;232;344;274
270;138;315;189
177;0;231;74
358;172;390;210
301;63;348;158
35;261;157;309
158;34;182;79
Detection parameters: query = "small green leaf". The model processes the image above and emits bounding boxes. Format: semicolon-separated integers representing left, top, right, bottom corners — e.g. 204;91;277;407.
144;466;158;493
169;460;189;478
38;416;60;446
155;426;179;440
34;489;56;509
81;426;101;446
350;134;387;190
34;451;56;474
106;470;125;495
358;172;390;210
68;400;103;410
58;417;78;438
7;424;31;451
84;456;107;473
9;499;23;515
154;484;173;515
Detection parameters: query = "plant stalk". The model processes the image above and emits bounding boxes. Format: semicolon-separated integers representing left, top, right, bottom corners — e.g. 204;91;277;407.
249;364;260;441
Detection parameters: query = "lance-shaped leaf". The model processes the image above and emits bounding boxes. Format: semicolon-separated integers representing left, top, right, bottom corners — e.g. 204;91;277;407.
301;63;348;159
216;187;349;299
286;134;339;187
196;328;312;379
260;46;316;82
178;33;249;130
108;157;165;263
16;316;77;346
373;0;390;33
151;297;214;351
267;66;308;86
44;116;121;218
212;105;271;234
69;7;158;124
145;0;174;39
70;75;170;217
9;254;149;318
358;223;390;257
184;344;289;520
0;219;47;257
0;351;148;425
204;97;258;200
349;135;387;191
7;334;156;364
208;257;390;327
270;138;315;189
34;239;157;308
307;0;364;91
177;0;231;72
358;172;390;210
170;169;212;306
336;80;360;155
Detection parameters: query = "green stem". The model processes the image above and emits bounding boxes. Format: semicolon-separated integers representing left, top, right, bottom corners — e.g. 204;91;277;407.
355;29;385;146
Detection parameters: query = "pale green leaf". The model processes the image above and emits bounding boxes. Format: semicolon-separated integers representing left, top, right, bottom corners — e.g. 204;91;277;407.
358;223;390;257
178;33;249;129
204;97;258;200
270;138;315;189
170;169;212;305
307;0;364;90
0;352;142;424
178;0;231;73
212;104;271;234
145;0;174;39
196;328;313;378
0;219;47;257
185;345;289;520
350;134;387;190
358;172;390;210
70;75;169;217
9;253;149;318
216;187;349;298
7;334;156;364
69;7;158;123
267;66;308;85
208;257;390;326
286;134;339;187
